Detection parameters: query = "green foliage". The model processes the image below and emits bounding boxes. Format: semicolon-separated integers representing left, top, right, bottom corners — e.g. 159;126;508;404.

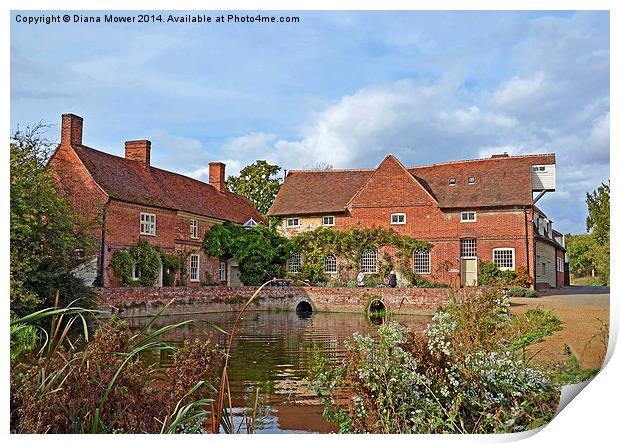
203;222;290;285
554;346;599;385
478;261;517;286
226;160;282;214
109;240;183;287
565;234;596;276
312;288;560;433
586;182;610;245
161;253;182;287
290;226;431;284
109;251;136;286
10;305;222;434
504;287;537;298
10;314;39;362
10;123;97;316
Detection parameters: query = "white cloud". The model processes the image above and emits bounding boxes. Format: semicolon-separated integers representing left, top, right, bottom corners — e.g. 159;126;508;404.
489;73;546;109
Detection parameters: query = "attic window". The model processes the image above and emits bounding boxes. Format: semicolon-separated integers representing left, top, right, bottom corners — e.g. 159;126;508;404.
533;166;546;172
449;177;456;186
468;177;476;185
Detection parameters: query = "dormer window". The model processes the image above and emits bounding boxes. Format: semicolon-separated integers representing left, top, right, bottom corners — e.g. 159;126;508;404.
468;177;476;185
449;177;456;185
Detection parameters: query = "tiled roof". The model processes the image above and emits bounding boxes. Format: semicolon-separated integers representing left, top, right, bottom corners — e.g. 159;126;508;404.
73;145;263;224
267;153;556;215
267;169;374;216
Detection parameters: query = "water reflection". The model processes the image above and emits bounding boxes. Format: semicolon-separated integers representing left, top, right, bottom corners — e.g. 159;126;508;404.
129;309;430;433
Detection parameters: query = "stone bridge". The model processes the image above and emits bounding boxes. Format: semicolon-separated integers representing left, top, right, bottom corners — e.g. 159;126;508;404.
97;285;481;318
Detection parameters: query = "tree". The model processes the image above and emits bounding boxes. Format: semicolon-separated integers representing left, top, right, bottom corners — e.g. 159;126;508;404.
226;160;282;214
203;222;291;285
565;234;596;276
10;124;96;315
586;182;610;244
585;182;610;284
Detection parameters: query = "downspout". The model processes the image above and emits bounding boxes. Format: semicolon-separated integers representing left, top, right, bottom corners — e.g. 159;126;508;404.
98;200;109;287
524;207;531;276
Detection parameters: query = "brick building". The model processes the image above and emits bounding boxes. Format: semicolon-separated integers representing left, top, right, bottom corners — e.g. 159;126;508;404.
48;113;263;288
268;153;566;289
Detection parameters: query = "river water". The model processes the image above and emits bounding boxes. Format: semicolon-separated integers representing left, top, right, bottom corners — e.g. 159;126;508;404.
127;309;431;434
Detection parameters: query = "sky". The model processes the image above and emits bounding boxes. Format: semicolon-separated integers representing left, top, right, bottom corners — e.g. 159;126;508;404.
10;10;610;234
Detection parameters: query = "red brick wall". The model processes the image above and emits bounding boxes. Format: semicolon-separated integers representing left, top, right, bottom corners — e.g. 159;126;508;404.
308;206;532;287
48;143;108;238
556;249;565;288
97;285;482;316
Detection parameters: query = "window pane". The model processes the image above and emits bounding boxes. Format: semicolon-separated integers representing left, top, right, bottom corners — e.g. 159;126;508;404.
460;239;477;257
413;249;430;274
360;250;377;273
324;254;337;273
493;249;514;270
287;252;301;273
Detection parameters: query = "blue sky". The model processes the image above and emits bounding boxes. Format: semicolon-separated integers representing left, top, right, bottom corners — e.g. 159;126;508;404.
11;10;609;234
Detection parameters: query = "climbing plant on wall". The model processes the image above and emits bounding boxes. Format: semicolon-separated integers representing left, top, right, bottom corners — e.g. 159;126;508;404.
109;240;187;287
289;227;431;283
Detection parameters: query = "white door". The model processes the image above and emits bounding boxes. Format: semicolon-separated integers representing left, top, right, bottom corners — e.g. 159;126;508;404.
461;258;478;286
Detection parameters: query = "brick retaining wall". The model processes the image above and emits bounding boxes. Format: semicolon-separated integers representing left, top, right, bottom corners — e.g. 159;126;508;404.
97;285;482;317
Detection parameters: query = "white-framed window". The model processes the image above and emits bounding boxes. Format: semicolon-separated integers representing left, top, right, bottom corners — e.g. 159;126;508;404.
449;177;456;186
493;248;515;271
219;259;227;281
532;165;547;172
140;213;156;236
468;176;476;185
322;215;335;226
460;238;477;258
190;254;200;282
324;254;337;274
243;218;257;227
557;257;564;273
460;211;476;222
286;218;300;228
287;251;302;273
190;219;199;239
390;213;406;225
360;250;377;273
413;249;431;275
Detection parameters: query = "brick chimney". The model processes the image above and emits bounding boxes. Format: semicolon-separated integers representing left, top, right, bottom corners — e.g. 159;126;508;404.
125;140;151;167
209;162;226;192
61;113;83;145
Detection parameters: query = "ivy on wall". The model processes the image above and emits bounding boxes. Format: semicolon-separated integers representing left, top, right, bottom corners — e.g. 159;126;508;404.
109;240;187;287
289;227;431;284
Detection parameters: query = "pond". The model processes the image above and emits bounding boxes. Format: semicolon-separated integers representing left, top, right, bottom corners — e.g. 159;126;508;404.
127;309;431;434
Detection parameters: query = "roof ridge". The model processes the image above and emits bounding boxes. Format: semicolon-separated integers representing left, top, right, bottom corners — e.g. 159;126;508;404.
409;153;555;170
287;168;375;173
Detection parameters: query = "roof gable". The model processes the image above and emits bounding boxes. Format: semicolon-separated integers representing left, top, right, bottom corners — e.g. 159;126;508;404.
348;154;437;208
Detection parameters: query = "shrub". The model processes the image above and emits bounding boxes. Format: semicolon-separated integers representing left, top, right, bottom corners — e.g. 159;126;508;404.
11;316;222;433
511;267;533;288
478;261;516;286
312;288;560;433
505;286;537;298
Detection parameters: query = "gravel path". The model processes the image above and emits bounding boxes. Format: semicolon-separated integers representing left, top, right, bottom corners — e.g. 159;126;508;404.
509;286;610;369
